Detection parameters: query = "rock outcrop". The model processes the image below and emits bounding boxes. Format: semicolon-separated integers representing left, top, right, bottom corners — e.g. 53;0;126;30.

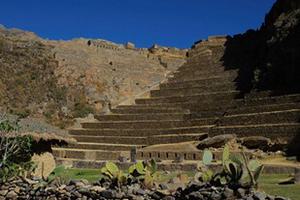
222;0;300;94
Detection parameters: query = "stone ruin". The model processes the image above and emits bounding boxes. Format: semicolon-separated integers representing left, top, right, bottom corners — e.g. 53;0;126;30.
53;0;300;173
53;35;300;171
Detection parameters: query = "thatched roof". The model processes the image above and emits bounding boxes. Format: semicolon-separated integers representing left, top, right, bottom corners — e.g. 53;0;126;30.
0;131;76;145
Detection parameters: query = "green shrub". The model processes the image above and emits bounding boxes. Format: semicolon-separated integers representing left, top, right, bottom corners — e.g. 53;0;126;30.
0;119;36;181
73;102;94;118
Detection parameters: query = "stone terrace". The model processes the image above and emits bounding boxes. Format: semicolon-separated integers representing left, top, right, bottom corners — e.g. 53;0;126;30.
54;36;300;167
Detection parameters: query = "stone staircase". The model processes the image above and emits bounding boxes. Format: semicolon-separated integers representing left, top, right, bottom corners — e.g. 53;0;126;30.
54;36;300;167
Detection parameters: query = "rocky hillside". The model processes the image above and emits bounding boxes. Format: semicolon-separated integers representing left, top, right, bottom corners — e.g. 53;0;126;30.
0;31;66;123
222;0;300;94
0;27;186;127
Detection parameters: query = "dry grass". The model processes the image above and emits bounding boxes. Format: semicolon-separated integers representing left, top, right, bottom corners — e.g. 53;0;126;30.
0;131;76;145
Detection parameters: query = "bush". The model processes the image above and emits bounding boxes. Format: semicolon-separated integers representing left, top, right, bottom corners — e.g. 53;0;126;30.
73;102;94;118
0;119;36;181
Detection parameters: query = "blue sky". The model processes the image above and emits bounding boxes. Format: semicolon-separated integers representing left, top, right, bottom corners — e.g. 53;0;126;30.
0;0;276;48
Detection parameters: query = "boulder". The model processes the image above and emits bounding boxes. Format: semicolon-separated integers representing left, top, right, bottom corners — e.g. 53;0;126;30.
197;134;236;149
239;136;272;151
125;42;135;49
31;152;56;178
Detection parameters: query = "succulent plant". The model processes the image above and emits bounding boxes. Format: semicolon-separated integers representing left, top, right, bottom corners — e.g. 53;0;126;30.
128;159;158;188
100;162;127;185
202;149;213;165
196;144;264;189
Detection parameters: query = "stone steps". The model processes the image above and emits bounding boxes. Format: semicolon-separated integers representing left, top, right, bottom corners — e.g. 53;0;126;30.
118;98;234;109
174;61;223;73
226;102;300;115
167;72;237;84
171;69;237;82
151;82;236;97
219;109;300;126
69;126;212;137
111;107;190;114
72;133;208;145
243;93;300;106
116;100;234;115
160;76;237;89
81;119;216;129
135;91;241;104
210;123;300;141
73;135;148;145
67;143;143;151
148;133;207;145
52;148;122;161
95;113;191;121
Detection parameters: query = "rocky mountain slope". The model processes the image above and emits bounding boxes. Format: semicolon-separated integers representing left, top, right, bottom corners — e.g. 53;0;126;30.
0;27;186;127
222;0;300;94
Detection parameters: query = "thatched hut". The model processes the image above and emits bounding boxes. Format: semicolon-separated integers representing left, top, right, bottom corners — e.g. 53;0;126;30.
0;131;76;178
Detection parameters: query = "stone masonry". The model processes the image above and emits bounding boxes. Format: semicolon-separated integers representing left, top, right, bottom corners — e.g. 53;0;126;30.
53;36;300;167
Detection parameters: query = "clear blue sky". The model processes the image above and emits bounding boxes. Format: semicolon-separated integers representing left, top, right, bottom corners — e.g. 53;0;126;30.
0;0;276;48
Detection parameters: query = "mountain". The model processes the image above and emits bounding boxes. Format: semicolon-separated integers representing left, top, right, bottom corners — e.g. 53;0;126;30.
0;26;186;127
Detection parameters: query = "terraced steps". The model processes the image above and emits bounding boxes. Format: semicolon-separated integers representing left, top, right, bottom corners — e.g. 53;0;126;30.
160;76;237;89
116;99;235;111
135;91;241;104
219;109;300;125
53;36;300;167
95;113;191;121
173;62;224;74
167;73;237;84
243;94;300;106
73;135;148;145
210;123;300;141
69;126;212;137
226;102;300;115
67;143;143;151
81;119;216;129
151;82;236;97
72;133;208;145
111;107;190;114
170;69;238;82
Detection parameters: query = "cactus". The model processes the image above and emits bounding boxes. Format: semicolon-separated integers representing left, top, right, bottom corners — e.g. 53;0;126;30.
135;161;146;175
195;143;264;189
201;169;214;182
241;157;264;187
143;171;154;188
100;162;127;185
249;159;264;182
128;159;158;189
203;149;213;165
222;144;230;166
146;159;157;175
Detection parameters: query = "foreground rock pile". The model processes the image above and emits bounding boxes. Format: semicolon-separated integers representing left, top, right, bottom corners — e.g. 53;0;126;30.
0;177;289;200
